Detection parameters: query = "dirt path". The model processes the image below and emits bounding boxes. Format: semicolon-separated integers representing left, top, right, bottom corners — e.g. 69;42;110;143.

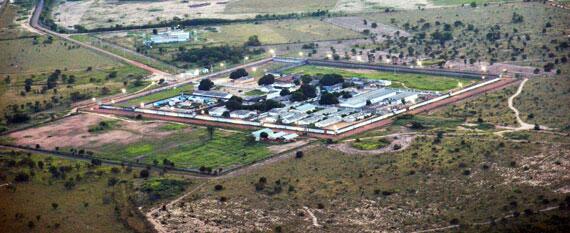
496;78;551;136
303;206;322;228
145;182;209;233
507;78;534;130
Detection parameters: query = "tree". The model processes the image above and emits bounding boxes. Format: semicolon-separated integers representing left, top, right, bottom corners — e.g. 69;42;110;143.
319;92;339;105
152;29;158;35
64;179;76;190
290;91;306;102
512;12;524;23
295;151;304;159
198;78;214;91
207;126;215;140
371;22;378;28
319;74;344;86
225;96;244;111
260;132;269;139
14;172;30;183
139;169;150;179
51;203;58;210
229;68;248;80
299;84;317;98
469;2;476;8
258;74;275;86
279;88;290;96
245;35;261;46
24;78;33;92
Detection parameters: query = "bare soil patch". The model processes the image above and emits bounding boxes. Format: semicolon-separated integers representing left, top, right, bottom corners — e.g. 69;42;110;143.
329;134;416;155
8;113;182;150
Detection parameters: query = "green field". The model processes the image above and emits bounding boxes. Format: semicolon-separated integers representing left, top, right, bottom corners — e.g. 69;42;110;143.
0;150;196;233
117;84;194;107
92;125;271;170
283;65;476;91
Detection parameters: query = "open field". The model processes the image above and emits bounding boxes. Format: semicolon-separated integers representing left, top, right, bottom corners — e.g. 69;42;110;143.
225;0;336;14
0;149;200;233
0;36;118;74
50;0;446;30
283;65;477;91
6;114;278;170
365;2;570;70
51;0;255;30
201;19;363;46
149;132;570;232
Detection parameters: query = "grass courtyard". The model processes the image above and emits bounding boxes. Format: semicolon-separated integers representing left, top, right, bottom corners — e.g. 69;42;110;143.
116;84;194;107
283;65;477;91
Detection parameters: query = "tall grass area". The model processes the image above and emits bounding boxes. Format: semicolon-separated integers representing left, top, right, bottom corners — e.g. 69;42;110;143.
283;65;476;91
0;151;149;232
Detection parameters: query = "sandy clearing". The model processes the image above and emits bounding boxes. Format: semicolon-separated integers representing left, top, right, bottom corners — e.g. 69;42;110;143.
267;139;314;154
7;113;180;150
329;133;416;155
53;0;255;29
334;0;433;12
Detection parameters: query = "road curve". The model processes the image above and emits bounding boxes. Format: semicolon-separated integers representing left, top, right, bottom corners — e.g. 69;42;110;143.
30;0;170;76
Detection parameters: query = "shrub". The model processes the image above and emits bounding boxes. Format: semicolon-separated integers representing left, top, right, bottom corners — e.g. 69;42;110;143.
295;151;304;159
214;184;224;191
140;169;150;178
14;172;30;183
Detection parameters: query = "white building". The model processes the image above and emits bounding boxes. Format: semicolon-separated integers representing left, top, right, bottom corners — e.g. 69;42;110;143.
297;115;326;125
339;88;396;108
148;30;190;44
266;91;281;100
294;103;317;113
315;116;343;128
385;92;419;105
209;106;228;117
282;112;309;124
252;128;274;141
313;107;338;116
230;110;256;119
